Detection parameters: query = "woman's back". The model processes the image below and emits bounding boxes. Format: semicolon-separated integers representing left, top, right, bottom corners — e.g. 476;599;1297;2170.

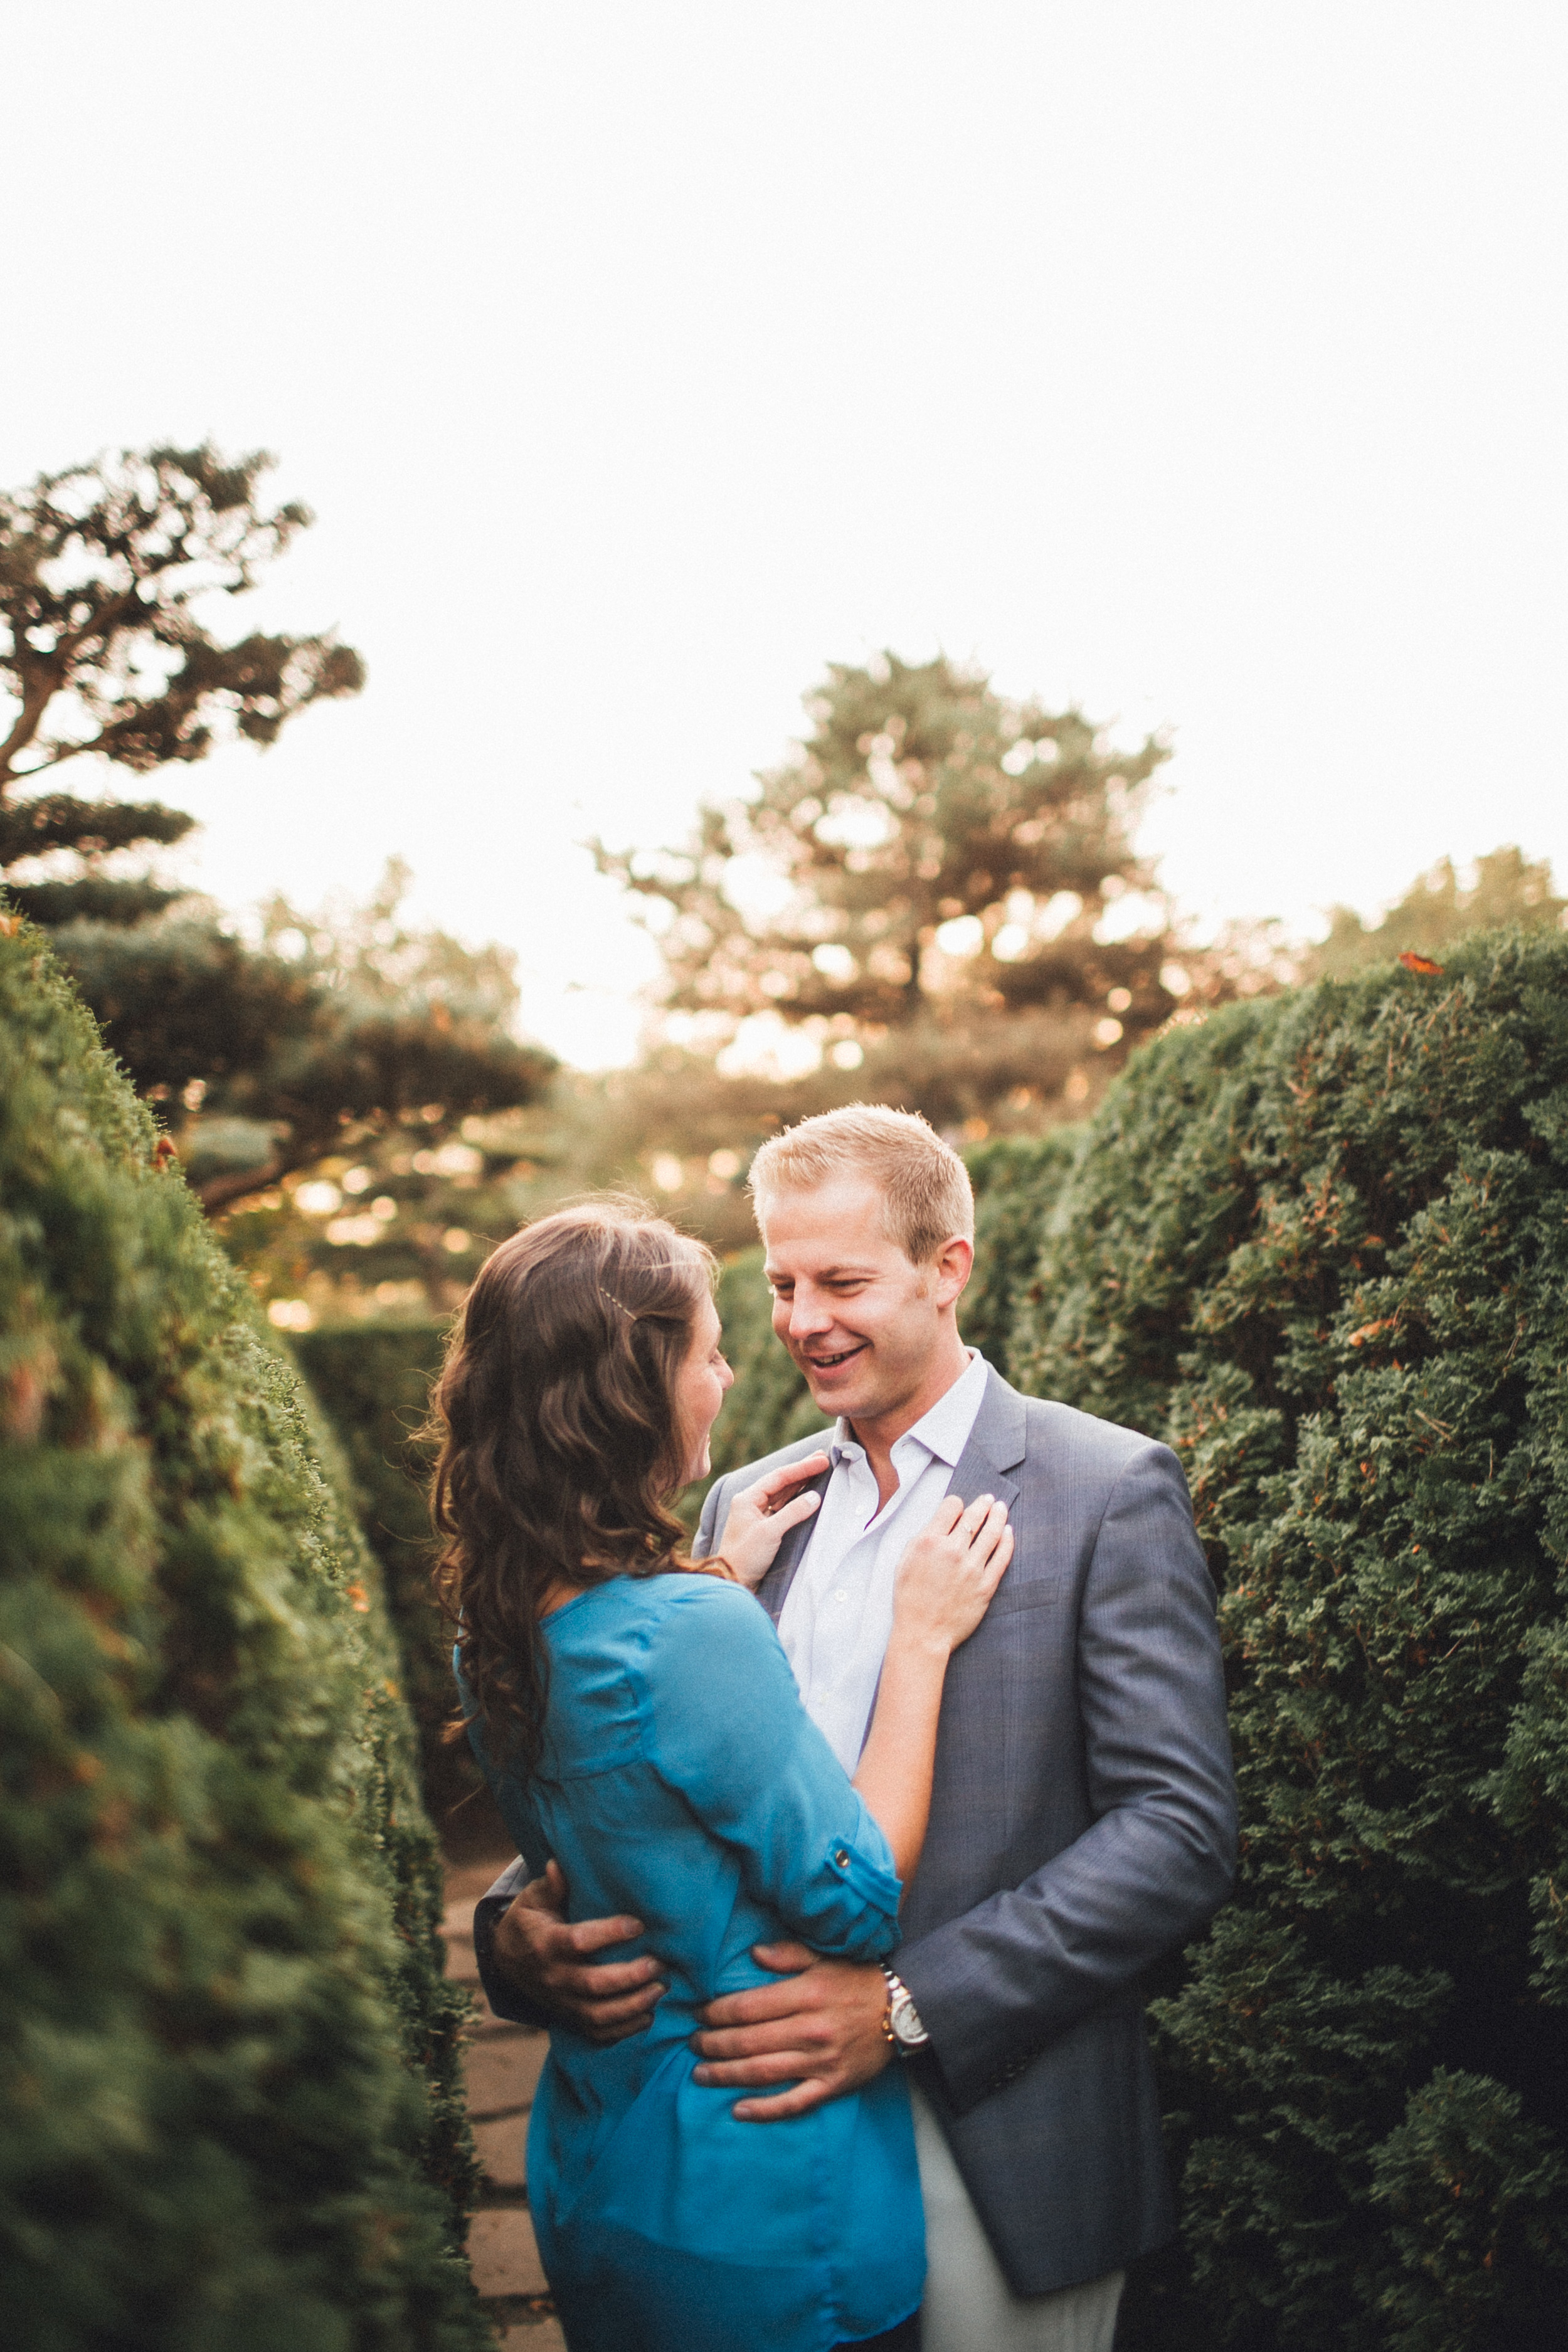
479;1572;924;2352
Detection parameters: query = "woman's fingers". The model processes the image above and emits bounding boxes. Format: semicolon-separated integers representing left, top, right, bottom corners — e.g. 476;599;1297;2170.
753;1452;830;1508
974;1496;1011;1561
773;1487;822;1532
979;1522;1014;1596
719;1451;831;1588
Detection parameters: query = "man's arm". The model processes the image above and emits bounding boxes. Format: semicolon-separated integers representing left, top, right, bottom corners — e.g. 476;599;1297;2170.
897;1444;1235;2111
694;1443;1236;2119
477;1857;667;2042
473;1858;543;2026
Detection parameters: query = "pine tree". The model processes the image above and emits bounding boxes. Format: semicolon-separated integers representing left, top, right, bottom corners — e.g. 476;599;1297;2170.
43;859;555;1221
0;442;363;926
594;651;1187;1128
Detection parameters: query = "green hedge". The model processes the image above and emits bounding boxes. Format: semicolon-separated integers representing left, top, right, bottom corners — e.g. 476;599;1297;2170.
1008;933;1568;2349
290;1323;483;1827
960;1130;1078;1372
0;918;485;2350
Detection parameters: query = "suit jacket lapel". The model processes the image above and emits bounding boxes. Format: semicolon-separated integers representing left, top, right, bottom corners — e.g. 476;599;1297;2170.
756;1368;1027;1626
848;1367;1029;1758
755;1466;833;1624
940;1369;1027;1609
946;1365;1027;1504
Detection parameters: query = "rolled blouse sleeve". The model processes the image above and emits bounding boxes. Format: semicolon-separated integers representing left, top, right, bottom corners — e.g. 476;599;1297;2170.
633;1578;903;1961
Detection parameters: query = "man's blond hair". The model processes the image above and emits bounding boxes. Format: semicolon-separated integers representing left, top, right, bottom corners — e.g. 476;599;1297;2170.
748;1105;975;1264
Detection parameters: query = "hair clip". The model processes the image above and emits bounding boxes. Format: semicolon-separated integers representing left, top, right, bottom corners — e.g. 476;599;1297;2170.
599;1287;635;1318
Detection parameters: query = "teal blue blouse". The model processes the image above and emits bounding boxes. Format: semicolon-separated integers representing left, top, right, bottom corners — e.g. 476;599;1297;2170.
467;1572;924;2352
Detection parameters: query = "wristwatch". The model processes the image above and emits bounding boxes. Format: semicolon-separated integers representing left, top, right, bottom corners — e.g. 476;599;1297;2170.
880;1965;930;2053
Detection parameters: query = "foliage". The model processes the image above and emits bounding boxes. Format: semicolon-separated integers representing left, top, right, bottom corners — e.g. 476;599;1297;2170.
0;913;487;2349
1004;931;1568;2349
1305;847;1566;982
959;1131;1079;1371
290;1322;484;1823
47;862;555;1224
0;443;363;928
594;650;1201;1129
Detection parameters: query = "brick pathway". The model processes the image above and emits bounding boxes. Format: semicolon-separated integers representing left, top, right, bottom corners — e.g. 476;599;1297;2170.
442;1858;565;2350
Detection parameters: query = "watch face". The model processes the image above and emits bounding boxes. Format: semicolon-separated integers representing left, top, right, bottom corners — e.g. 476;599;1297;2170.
891;1994;926;2047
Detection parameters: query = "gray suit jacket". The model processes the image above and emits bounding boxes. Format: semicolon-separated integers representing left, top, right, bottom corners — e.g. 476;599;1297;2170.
474;1367;1236;2297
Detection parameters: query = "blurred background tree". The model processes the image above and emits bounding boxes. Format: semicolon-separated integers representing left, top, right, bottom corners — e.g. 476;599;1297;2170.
60;857;555;1209
578;652;1235;1241
595;649;1190;1071
1303;845;1567;978
74;862;554;1324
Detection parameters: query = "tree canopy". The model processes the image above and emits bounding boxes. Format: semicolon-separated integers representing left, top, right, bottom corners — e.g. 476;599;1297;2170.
596;650;1180;1049
49;862;554;1216
0;442;549;1225
1305;845;1567;980
0;442;363;924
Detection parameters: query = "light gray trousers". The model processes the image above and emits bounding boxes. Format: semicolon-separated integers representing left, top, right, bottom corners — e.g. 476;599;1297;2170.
911;2087;1124;2352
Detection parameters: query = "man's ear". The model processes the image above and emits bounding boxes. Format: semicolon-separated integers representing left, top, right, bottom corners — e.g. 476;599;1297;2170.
933;1234;974;1307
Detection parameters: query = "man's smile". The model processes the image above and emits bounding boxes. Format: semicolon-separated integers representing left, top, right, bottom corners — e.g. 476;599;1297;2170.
802;1342;867;1372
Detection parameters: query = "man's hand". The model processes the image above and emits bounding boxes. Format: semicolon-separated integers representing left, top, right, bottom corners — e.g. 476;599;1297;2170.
490;1861;665;2044
691;1941;891;2119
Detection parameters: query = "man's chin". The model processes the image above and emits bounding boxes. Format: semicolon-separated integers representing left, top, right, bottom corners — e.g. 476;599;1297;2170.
800;1354;873;1414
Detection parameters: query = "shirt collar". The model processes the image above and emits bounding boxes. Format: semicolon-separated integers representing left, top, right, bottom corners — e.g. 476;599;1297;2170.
831;1348;990;1471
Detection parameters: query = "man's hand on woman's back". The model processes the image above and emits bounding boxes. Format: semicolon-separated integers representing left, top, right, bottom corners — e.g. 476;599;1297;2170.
490;1860;666;2043
692;1941;891;2119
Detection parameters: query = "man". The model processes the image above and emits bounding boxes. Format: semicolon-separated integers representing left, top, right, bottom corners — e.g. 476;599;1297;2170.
474;1106;1236;2350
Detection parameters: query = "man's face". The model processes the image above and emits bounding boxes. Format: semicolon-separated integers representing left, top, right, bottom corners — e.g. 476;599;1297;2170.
760;1175;970;1431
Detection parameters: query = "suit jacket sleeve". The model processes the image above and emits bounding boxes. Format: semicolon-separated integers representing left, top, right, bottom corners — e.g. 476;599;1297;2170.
692;1473;726;1562
896;1441;1237;2116
472;1857;553;2028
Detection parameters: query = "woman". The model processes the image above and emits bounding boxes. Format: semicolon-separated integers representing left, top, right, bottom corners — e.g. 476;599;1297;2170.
434;1205;1012;2352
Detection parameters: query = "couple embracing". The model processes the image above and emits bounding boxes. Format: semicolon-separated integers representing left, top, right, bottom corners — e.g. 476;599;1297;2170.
437;1107;1236;2352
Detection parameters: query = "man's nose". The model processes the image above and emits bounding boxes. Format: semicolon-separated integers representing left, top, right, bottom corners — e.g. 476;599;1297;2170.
787;1288;835;1338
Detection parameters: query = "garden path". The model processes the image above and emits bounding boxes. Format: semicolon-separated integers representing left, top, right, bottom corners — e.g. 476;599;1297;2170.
442;1857;564;2350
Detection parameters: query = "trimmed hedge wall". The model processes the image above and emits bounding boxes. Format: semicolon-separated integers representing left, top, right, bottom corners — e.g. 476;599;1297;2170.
0;919;485;2350
960;1129;1078;1372
1007;934;1568;2349
290;1322;484;1828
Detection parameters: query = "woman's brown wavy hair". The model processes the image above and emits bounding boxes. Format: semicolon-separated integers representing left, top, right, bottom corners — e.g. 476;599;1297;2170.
431;1202;719;1780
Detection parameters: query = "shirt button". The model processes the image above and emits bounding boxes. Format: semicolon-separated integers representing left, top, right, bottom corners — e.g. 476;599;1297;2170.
834;1848;850;1868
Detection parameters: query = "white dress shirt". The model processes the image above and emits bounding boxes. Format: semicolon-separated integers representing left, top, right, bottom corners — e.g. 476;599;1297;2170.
776;1349;990;1772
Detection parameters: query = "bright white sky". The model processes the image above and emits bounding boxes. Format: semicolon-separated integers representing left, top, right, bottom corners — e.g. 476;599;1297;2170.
6;4;1565;1066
